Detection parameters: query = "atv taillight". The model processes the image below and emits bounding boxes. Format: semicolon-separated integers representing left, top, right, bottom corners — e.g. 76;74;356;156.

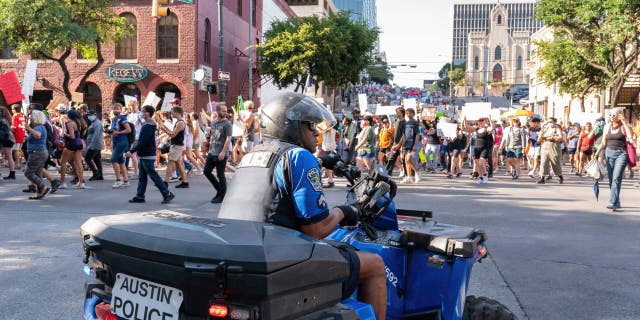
209;304;228;318
94;302;117;320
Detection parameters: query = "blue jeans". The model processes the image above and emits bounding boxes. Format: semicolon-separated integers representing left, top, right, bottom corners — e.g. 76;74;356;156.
440;144;449;170
425;144;440;170
137;159;170;198
605;148;628;207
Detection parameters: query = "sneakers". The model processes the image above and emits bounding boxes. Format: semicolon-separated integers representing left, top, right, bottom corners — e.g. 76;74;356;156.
74;182;85;189
414;174;421;184
50;179;61;194
400;177;411;184
162;192;175;204
122;181;130;187
59;182;68;189
475;178;484;185
89;176;104;181
112;180;123;189
482;175;489;184
129;173;138;180
528;171;536;178
558;176;564;184
175;182;190;188
210;194;224;204
398;171;405;178
129;196;145;203
536;177;546;184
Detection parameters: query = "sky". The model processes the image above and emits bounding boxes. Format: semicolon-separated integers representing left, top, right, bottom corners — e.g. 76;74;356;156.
376;0;506;88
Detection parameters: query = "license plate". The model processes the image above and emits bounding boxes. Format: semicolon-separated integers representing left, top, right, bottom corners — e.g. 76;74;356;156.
111;273;183;320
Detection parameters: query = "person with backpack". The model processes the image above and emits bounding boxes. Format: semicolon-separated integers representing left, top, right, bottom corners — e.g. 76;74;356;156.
109;103;131;189
500;118;526;179
125;100;141;179
0;106;16;179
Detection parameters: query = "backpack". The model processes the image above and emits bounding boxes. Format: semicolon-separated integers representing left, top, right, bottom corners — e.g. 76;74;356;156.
118;120;135;145
0;120;15;148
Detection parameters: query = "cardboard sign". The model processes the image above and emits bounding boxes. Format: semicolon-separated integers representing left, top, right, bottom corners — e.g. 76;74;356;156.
123;95;137;108
232;119;244;137
72;92;84;103
375;105;397;116
403;98;417;113
439;122;458;138
358;94;368;110
0;71;25;105
142;92;156;108
161;92;175;112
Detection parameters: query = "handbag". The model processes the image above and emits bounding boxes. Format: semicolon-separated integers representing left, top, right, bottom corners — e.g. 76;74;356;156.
627;142;637;168
585;158;606;180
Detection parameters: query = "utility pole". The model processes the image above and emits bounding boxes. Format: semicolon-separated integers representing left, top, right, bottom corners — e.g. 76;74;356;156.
218;0;225;102
248;0;253;101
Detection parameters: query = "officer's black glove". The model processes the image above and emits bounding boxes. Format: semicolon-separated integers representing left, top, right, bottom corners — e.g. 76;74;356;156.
318;152;342;170
336;205;359;227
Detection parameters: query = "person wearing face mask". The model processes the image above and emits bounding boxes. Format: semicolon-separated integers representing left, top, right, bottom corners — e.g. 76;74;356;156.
85;110;104;181
129;105;175;204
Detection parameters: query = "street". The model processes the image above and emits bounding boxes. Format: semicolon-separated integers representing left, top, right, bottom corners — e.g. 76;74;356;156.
1;167;639;320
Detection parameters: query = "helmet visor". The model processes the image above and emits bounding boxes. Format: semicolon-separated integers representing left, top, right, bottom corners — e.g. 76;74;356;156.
285;96;337;133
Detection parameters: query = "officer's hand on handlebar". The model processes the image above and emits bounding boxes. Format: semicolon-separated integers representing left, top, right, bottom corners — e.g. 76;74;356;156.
336;205;359;227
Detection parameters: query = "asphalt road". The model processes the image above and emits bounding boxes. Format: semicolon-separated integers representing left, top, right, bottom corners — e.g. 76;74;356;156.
0;164;639;320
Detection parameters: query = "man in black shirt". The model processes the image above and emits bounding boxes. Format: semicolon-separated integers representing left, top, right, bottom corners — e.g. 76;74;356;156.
386;107;407;176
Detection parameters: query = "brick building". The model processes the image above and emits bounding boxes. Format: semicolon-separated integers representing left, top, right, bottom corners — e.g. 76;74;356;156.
0;0;263;114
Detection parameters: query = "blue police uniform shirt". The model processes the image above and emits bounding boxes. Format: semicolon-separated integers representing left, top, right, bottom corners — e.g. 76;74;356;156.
274;147;329;225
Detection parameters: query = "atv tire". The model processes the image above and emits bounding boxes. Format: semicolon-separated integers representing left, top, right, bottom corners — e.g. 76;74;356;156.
462;295;518;320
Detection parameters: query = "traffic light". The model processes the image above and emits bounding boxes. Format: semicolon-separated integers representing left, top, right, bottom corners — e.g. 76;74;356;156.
152;0;172;17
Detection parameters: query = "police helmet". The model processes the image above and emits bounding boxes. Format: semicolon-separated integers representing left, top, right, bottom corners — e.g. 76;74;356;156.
260;93;336;146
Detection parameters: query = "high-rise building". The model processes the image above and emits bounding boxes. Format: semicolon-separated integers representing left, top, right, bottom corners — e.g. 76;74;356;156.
452;1;544;65
333;0;377;30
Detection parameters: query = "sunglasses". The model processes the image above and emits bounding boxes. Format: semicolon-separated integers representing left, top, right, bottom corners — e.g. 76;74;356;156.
301;121;317;131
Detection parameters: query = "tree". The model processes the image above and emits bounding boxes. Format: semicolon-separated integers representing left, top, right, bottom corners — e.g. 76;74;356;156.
365;59;393;85
258;12;378;102
535;0;640;108
0;0;133;99
437;62;465;95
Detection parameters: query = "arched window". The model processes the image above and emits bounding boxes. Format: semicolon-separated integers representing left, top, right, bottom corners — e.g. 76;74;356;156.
157;13;179;59
116;13;137;59
497;14;502;25
492;64;503;82
204;19;211;63
517;56;523;70
474;56;479;70
494;46;502;60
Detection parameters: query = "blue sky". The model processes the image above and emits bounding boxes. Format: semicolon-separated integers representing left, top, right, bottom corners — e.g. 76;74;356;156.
377;0;506;87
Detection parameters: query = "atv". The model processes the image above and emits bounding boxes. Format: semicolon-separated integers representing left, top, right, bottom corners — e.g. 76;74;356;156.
80;158;517;320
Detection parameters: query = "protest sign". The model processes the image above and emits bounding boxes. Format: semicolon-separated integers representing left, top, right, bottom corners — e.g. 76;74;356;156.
232;120;244;137
72;92;84;103
358;94;368;110
403;98;417;112
0;71;25;105
439;122;458;138
124;95;137;108
161;92;175;111
142;92;157;108
375;105;397;116
21;60;37;97
461;102;492;121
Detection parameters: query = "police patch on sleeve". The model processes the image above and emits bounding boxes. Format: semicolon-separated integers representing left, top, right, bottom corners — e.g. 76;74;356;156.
306;167;322;192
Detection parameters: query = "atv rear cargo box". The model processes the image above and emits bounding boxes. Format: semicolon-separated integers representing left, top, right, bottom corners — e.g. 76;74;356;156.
80;210;349;319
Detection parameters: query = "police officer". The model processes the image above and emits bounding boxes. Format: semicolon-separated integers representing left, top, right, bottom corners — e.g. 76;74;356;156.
218;93;387;319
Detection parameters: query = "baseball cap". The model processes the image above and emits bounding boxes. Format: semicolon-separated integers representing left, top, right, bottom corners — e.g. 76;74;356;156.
88;110;98;116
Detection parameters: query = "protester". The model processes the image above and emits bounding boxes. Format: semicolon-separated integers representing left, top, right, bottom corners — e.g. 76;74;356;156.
596;109;633;211
183;113;201;174
567;123;581;173
423;121;440;173
355;115;376;173
240;101;259;153
576;122;595;176
377;117;394;168
463;117;491;184
10;104;26;172
85;110;104;181
526;117;542;178
109;103;131;188
125;100;142;179
161;106;189;188
537;118;564;184
402;108;421;183
321;124;338;188
501;118;526;179
0;106;16;179
23;110;50;200
204;104;232;203
448;126;467;178
386;107;406;176
128;105;175;204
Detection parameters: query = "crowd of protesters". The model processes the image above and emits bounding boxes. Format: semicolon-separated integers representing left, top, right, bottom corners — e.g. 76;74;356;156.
0;94;638;211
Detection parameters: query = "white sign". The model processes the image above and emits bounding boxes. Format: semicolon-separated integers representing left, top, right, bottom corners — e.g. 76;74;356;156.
123;95;137;108
358;94;368;109
111;273;183;320
21;60;38;97
199;65;213;91
142;92;157;108
490;108;502;121
375;105;397;116
403;98;417;113
439;122;458;138
232;119;244;137
218;71;231;81
161;92;175;112
462;102;492;121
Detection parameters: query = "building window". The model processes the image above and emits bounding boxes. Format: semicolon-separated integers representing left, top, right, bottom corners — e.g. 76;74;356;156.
517;56;523;70
492;64;503;82
252;1;256;27
0;47;17;59
237;0;242;16
116;13;137;60
497;14;502;25
204;19;211;63
494;46;502;60
157;13;179;59
474;56;479;70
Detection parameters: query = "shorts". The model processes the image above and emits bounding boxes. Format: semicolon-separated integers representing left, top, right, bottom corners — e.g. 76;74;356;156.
357;149;375;159
451;148;466;158
507;148;523;159
168;145;185;162
379;147;391;154
473;147;490;160
65;143;83;152
12;143;22;151
528;146;541;159
581;149;593;156
567;147;577;155
110;140;129;164
336;244;360;300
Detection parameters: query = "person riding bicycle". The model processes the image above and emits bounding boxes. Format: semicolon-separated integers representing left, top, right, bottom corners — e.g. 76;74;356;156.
218;93;387;319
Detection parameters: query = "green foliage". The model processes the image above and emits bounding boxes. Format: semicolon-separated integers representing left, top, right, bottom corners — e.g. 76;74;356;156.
258;12;378;91
448;68;466;86
535;0;640;106
365;58;393;85
0;0;133;97
437;62;465;93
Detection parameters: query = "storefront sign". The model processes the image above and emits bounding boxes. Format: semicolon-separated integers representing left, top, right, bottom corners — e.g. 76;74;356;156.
105;64;148;83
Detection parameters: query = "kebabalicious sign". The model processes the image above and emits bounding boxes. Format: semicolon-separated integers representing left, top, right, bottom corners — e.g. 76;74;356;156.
105;64;149;83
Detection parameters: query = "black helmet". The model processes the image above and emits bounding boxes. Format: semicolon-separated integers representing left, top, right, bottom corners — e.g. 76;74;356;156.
260;93;336;146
